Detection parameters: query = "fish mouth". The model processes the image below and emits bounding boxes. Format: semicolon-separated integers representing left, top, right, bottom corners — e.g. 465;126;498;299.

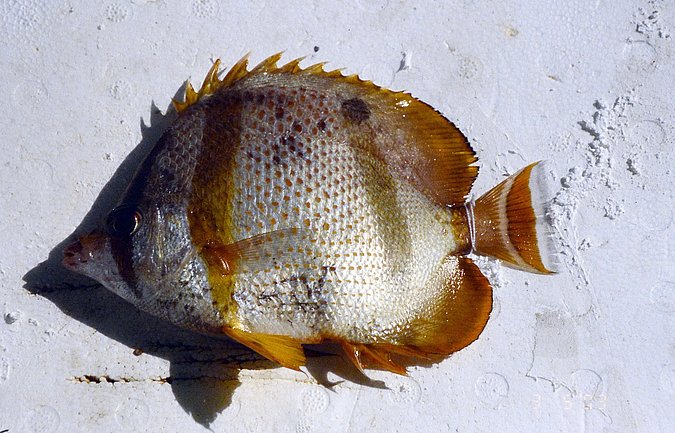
62;233;106;272
62;239;84;271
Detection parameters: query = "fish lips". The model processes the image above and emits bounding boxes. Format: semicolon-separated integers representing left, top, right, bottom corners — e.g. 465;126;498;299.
62;233;108;272
62;232;127;292
62;231;141;304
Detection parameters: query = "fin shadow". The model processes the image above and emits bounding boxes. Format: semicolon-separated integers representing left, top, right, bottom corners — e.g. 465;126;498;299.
22;86;398;427
304;346;387;390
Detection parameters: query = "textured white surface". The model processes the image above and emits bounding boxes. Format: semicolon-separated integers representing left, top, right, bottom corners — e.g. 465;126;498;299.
2;0;674;432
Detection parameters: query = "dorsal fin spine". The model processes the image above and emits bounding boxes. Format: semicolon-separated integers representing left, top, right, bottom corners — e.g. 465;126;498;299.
250;51;282;74
172;52;412;113
173;52;478;203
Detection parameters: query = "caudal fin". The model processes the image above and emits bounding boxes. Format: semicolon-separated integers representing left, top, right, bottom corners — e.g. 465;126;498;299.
471;161;558;274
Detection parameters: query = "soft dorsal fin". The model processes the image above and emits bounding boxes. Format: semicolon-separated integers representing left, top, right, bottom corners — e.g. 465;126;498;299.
173;52;478;204
356;89;478;205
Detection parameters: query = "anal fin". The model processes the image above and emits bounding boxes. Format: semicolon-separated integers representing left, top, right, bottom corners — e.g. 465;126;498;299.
337;255;492;374
339;341;408;376
401;256;493;356
225;327;306;371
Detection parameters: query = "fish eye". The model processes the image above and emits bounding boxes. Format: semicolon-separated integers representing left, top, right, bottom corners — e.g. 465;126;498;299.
106;205;142;237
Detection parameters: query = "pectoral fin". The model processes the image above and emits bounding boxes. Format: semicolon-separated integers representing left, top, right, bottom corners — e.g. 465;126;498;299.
199;227;308;276
198;228;314;323
225;327;307;371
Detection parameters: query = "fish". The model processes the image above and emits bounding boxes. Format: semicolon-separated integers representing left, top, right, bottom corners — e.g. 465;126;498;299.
62;53;557;375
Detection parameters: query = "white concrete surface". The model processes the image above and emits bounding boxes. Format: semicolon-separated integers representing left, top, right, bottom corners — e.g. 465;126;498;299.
2;1;674;432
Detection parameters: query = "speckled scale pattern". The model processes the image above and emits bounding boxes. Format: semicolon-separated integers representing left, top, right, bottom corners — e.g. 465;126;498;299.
128;113;223;332
151;115;204;196
222;83;459;343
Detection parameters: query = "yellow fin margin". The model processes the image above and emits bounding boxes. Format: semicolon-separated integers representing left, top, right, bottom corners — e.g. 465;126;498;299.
225;327;307;371
172;52;405;113
171;52;477;203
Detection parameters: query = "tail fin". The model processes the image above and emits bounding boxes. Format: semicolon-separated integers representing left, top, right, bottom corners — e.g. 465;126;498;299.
471;161;558;274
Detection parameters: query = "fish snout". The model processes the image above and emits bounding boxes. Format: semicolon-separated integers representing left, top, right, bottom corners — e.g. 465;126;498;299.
62;234;106;271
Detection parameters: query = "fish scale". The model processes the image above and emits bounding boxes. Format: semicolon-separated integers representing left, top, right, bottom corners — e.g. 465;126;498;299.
62;53;557;374
224;84;455;342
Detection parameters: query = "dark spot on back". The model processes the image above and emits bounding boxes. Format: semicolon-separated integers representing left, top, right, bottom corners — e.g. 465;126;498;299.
341;98;370;124
317;118;327;131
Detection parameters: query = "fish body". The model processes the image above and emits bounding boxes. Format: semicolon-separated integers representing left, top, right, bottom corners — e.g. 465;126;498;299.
63;54;556;373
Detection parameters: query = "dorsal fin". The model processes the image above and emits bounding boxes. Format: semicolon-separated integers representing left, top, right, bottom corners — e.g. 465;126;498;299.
172;52;252;112
172;52;478;203
360;91;477;205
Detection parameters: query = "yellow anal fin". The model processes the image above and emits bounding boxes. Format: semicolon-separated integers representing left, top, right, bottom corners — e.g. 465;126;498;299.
225;328;306;371
339;341;408;376
337;256;494;373
472;161;558;274
402;256;493;356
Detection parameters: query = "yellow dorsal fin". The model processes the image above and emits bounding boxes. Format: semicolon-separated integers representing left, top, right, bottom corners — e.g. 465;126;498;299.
172;53;478;203
249;51;283;74
172;53;251;113
277;56;305;73
221;52;251;85
225;328;306;370
172;52;366;113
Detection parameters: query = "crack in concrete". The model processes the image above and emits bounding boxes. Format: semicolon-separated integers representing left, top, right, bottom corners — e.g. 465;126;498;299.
69;374;173;384
68;374;249;385
524;368;574;395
